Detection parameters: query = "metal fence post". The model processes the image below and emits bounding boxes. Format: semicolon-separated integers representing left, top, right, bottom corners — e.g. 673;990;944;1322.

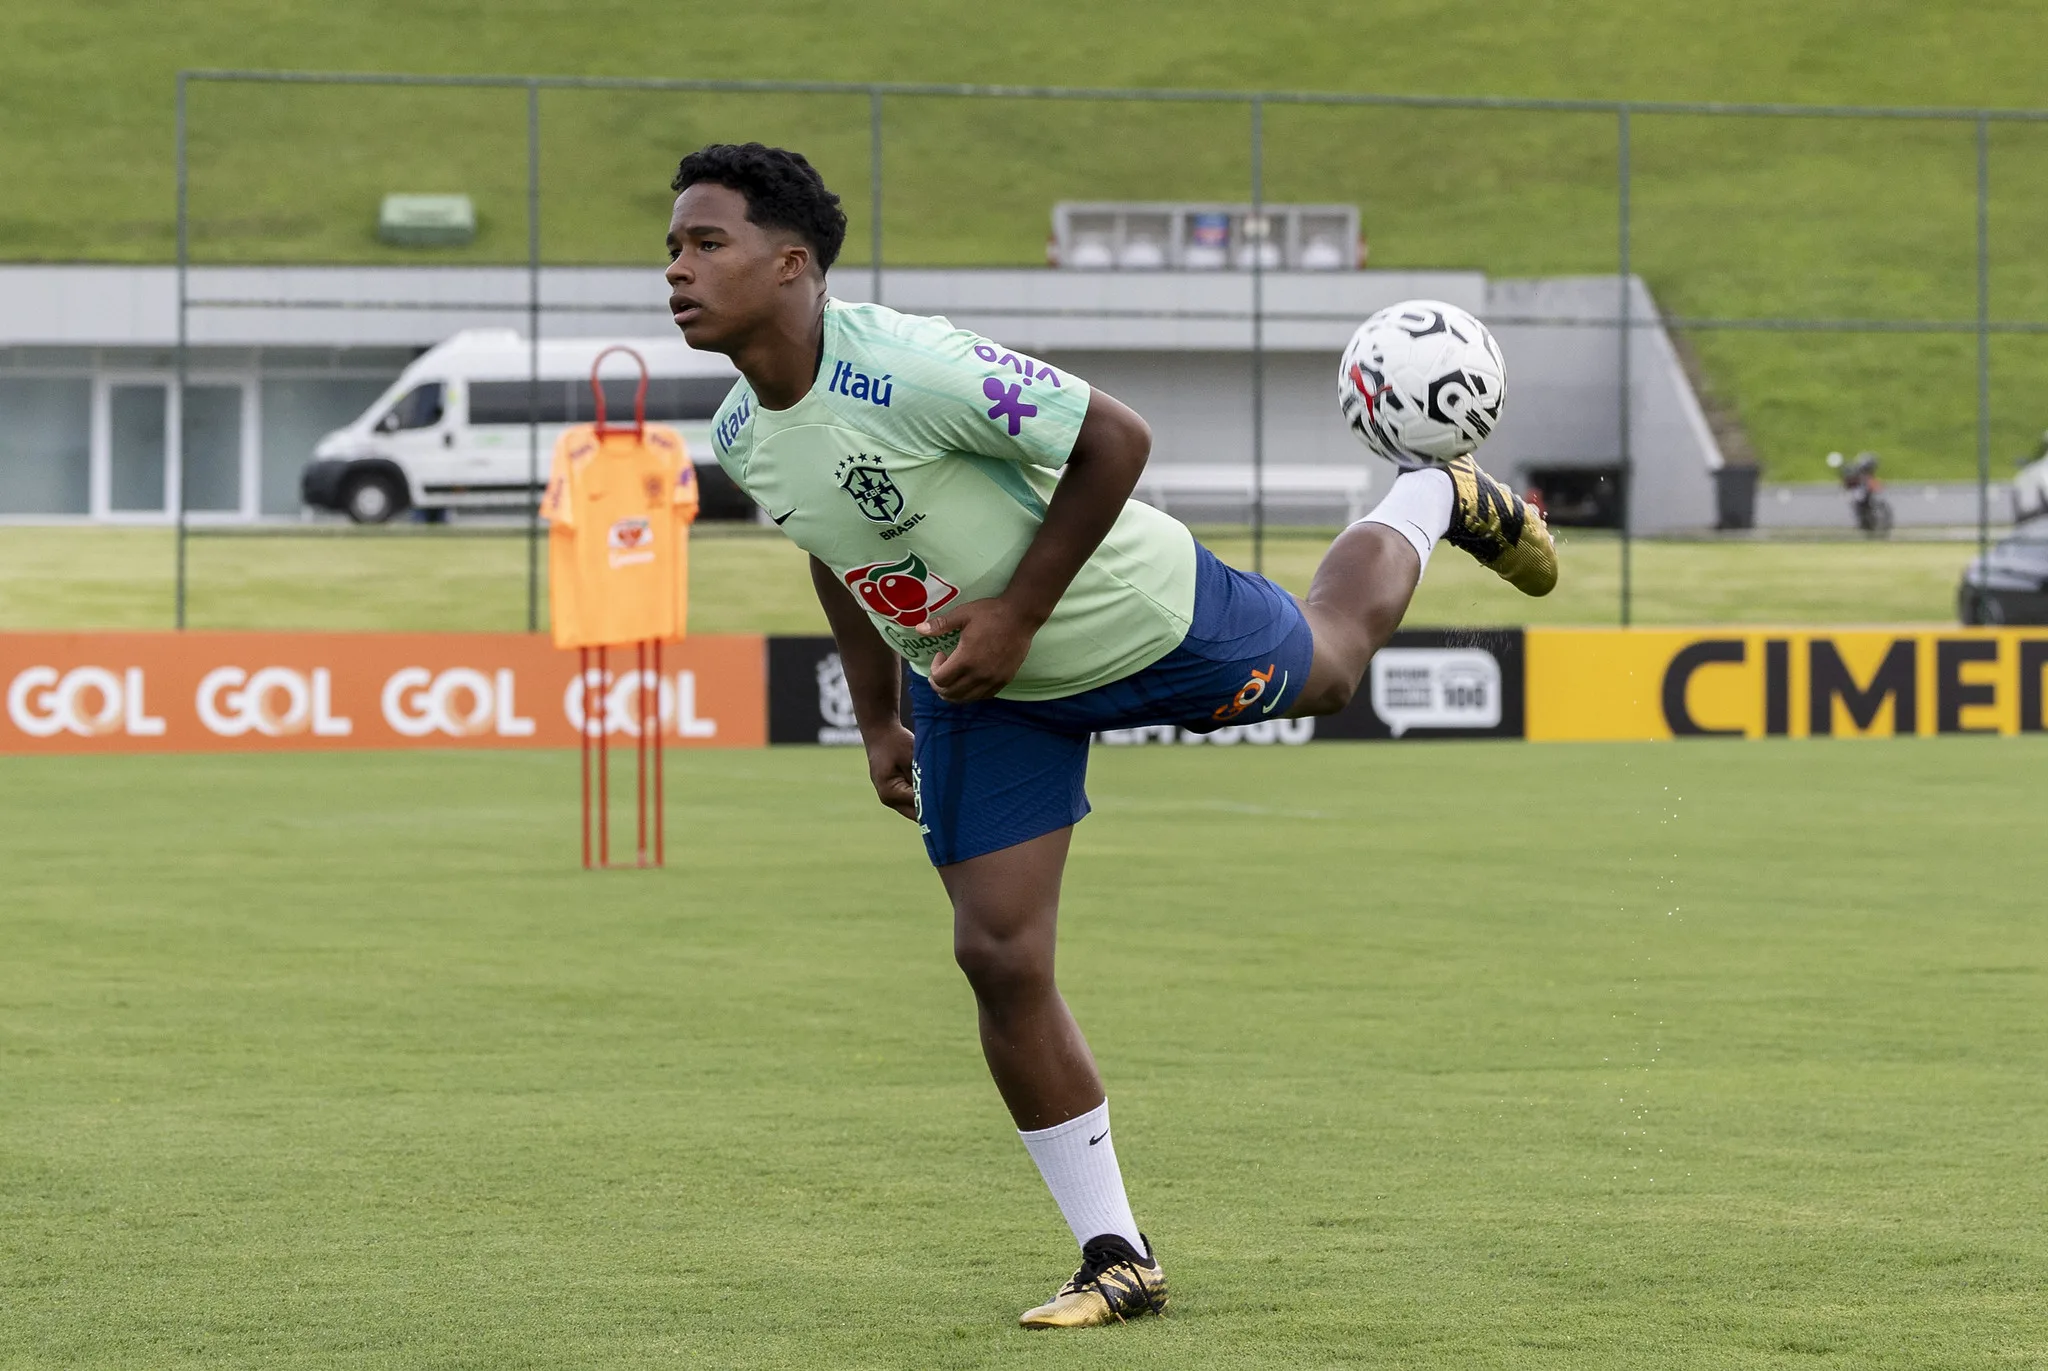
174;73;189;629
870;89;884;305
1617;105;1633;629
1249;95;1266;575
527;80;542;634
1976;115;1991;569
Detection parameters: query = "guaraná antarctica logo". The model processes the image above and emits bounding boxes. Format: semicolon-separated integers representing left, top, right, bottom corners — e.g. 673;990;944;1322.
843;552;958;628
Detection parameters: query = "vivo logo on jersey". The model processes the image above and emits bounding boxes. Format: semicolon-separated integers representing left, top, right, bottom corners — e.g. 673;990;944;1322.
972;344;1062;388
715;395;753;452
826;360;893;407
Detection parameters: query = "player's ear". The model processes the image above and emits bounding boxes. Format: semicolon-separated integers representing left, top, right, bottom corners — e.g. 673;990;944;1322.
776;242;812;286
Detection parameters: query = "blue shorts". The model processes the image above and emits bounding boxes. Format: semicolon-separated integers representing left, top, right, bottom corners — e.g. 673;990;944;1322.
907;543;1316;867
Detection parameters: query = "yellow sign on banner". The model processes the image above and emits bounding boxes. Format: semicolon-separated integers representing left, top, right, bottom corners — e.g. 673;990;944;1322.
1526;628;2048;741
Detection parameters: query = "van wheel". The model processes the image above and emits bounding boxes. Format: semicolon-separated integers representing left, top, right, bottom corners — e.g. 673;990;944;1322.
343;471;406;524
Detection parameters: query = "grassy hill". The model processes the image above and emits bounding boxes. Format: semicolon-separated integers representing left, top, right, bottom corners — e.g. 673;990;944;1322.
7;0;2048;479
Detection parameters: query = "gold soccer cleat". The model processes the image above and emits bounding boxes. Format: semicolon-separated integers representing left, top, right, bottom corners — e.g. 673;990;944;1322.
1442;453;1558;596
1018;1234;1169;1330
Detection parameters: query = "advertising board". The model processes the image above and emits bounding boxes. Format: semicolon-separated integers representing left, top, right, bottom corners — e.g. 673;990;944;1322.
765;630;1526;747
1525;628;2048;741
0;633;766;754
1310;628;1525;742
13;627;2045;755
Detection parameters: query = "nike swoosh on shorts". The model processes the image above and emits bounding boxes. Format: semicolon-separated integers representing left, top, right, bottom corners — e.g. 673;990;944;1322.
1261;670;1290;714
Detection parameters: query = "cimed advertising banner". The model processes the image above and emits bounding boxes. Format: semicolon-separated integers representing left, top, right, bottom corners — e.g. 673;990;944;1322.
1525;628;2048;741
0;632;766;755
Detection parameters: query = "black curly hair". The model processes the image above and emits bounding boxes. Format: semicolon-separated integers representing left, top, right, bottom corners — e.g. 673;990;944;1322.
671;143;846;273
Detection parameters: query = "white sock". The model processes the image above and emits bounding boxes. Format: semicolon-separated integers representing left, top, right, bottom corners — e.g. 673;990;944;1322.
1017;1099;1146;1256
1358;467;1454;573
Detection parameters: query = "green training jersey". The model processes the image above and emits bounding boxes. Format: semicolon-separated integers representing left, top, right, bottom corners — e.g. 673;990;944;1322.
710;300;1198;701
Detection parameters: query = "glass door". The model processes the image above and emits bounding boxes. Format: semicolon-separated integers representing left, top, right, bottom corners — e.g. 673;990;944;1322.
181;385;244;513
100;381;248;517
108;383;167;512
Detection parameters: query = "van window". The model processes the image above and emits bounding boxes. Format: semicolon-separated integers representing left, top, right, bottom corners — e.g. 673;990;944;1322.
468;376;732;426
377;383;445;433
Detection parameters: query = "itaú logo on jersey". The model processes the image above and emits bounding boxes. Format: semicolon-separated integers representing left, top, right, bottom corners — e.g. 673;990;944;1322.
381;667;536;739
196;666;352;737
7;666;167;738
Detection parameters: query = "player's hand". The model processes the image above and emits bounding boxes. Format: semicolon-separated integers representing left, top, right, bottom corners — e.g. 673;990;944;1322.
919;597;1039;703
865;723;919;822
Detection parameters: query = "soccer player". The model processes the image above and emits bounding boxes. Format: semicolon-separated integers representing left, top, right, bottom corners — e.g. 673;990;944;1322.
665;143;1556;1328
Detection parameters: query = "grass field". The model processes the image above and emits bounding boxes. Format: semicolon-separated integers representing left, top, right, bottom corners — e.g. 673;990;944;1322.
0;526;1979;633
3;740;2045;1368
11;1;2048;477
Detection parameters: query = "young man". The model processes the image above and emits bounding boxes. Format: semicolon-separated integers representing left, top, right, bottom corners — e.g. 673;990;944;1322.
665;143;1556;1328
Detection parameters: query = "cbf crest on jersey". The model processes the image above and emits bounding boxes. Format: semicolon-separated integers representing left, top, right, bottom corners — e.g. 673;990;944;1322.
834;455;905;524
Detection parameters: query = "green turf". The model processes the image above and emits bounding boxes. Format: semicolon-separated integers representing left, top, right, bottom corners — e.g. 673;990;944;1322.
10;1;2048;478
0;525;829;636
2;740;2045;1368
0;525;1979;633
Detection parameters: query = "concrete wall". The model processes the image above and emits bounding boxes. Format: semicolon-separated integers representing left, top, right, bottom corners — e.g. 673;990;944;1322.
1757;480;2014;531
1483;277;1724;535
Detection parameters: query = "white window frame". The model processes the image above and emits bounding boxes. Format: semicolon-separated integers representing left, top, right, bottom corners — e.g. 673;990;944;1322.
89;369;260;522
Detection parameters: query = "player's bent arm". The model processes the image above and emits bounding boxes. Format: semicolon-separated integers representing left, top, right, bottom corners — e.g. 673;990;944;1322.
918;390;1152;702
998;389;1151;628
809;556;918;821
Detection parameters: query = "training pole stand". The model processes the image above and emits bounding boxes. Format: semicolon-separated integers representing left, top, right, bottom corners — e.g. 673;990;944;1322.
579;640;665;870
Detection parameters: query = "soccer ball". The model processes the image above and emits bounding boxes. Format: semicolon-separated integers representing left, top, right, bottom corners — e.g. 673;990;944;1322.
1336;300;1506;467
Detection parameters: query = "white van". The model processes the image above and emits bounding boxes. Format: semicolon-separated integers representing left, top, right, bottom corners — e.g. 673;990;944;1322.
300;330;743;523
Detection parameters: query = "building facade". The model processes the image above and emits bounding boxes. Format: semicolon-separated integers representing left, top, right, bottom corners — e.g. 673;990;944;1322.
0;264;1724;530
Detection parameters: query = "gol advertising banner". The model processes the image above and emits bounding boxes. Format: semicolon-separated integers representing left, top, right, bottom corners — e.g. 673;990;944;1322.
0;632;766;755
1527;628;2048;742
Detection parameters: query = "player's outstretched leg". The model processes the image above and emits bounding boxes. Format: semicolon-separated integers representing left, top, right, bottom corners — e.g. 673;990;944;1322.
938;829;1170;1328
1290;457;1557;715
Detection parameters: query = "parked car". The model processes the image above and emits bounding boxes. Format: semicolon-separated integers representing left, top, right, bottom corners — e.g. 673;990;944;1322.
1957;519;2048;624
299;330;749;523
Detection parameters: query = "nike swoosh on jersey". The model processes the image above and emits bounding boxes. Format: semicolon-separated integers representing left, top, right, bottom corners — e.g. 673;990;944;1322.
771;509;795;525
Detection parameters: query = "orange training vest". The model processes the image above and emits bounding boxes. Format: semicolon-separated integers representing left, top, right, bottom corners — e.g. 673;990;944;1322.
543;422;699;648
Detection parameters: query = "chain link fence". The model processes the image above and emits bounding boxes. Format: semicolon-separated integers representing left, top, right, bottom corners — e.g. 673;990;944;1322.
162;71;2048;630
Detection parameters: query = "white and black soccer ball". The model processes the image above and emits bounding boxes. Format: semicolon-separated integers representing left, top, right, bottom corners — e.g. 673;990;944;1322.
1336;300;1506;467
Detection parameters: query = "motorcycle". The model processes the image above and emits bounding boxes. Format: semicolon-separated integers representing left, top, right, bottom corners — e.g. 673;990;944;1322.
1825;450;1895;537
